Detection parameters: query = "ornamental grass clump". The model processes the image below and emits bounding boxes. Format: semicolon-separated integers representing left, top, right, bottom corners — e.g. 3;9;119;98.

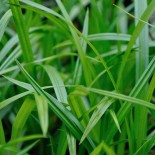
0;0;155;154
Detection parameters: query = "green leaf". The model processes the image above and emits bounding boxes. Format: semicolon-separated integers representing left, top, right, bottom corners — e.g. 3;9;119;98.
16;60;95;152
43;65;68;103
80;97;115;144
16;140;39;155
11;97;36;140
0;9;12;41
0;91;32;110
34;93;48;136
109;110;121;133
9;0;34;64
90;141;116;155
84;87;155;110
117;0;155;87
66;130;76;155
0;120;6;155
105;56;155;143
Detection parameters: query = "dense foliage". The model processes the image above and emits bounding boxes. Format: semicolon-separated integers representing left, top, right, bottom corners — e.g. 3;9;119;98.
0;0;155;154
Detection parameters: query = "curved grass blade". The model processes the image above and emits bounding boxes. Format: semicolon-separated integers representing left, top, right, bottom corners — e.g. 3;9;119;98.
3;75;33;91
0;91;32;110
0;9;12;42
84;87;155;110
80;97;115;144
16;60;95;152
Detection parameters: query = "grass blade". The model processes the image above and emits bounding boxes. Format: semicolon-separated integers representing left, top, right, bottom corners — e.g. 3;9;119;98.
66;130;76;155
117;0;155;88
0;120;6;155
43;65;68;103
16;140;39;155
16;60;95;152
90;141;115;155
109;110;121;133
0;9;12;42
34;93;48;136
11;97;36;140
9;0;34;64
80;97;115;144
0;91;31;110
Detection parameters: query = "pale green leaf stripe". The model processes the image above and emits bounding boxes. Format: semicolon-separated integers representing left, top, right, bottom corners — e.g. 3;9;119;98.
134;0;148;149
16;60;95;151
43;66;68;103
0;9;12;42
80;97;115;144
67;130;76;155
0;46;21;71
0;27;43;65
81;87;155;110
9;0;34;63
0;91;32;110
81;9;89;51
3;76;33;91
73;9;89;86
88;33;131;41
69;0;89;20
43;65;71;154
34;94;48;136
0;35;18;62
109;110;121;133
117;0;155;87
0;34;43;71
11;98;36;140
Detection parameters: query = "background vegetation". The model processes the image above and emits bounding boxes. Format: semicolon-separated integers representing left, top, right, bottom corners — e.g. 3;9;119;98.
0;0;155;154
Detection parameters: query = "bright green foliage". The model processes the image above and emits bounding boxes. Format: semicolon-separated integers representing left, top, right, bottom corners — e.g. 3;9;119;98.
0;0;155;154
